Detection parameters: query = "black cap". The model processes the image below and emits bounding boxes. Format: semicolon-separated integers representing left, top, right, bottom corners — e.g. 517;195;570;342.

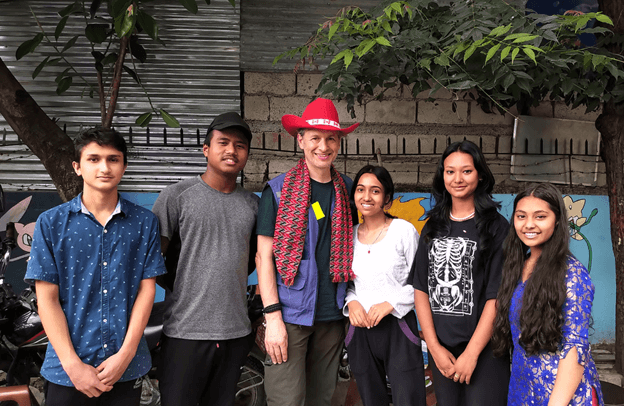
204;112;252;145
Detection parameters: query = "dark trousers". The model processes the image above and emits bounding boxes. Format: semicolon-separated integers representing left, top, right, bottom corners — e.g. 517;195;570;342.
45;378;142;406
158;333;254;406
345;311;426;406
430;341;510;406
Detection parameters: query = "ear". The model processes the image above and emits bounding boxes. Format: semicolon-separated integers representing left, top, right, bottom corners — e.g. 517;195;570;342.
72;161;82;177
202;144;210;159
297;133;305;149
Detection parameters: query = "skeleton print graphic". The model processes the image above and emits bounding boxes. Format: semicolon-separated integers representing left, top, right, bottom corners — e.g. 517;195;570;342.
428;237;477;316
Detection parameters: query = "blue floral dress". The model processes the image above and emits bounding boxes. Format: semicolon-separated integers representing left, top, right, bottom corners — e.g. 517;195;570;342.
508;256;603;406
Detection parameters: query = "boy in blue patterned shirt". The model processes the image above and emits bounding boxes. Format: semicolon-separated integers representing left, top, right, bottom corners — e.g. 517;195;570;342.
25;128;166;406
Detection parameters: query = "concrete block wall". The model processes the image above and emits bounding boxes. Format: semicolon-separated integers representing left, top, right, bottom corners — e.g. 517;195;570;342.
241;72;605;194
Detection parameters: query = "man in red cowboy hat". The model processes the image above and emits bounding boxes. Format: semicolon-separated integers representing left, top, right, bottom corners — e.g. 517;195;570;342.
256;98;359;406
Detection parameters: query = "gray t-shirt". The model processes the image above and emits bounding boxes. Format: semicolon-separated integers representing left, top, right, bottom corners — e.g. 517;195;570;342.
152;175;259;340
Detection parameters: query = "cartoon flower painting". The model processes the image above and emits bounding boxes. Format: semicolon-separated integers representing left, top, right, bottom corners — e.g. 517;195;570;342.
564;196;598;272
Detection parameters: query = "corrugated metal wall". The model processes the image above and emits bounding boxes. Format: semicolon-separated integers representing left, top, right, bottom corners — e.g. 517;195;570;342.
241;0;381;72
0;0;241;192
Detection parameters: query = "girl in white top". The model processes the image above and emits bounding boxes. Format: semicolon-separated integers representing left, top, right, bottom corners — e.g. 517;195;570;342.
344;165;426;406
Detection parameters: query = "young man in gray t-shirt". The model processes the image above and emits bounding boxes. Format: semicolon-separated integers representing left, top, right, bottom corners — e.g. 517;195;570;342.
152;112;259;406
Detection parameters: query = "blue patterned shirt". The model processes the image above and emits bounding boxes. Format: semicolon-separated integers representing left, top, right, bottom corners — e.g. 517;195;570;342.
508;256;603;405
25;194;166;387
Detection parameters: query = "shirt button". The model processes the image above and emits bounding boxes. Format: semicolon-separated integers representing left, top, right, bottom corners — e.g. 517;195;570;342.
103;319;107;323
104;229;108;233
103;262;107;266
103;344;107;348
103;290;108;294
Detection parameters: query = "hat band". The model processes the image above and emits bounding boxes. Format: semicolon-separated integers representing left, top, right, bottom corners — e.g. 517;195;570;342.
306;118;340;129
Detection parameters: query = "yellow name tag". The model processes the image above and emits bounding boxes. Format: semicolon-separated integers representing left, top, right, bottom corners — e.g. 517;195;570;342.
312;201;325;220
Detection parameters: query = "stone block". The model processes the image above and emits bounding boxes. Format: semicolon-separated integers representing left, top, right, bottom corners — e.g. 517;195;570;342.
245;72;296;96
418;100;468;124
335;100;365;124
366;100;416;124
268;157;299;178
528;101;553;118
498;135;513;156
597;161;606;187
244;95;269;121
269;97;313;121
384;161;418;186
554;103;601;122
345;133;398;155
489;160;511;185
403;134;447;155
419;163;438;186
249;131;263;150
471;103;514;125
263;131;295;152
297;73;323;96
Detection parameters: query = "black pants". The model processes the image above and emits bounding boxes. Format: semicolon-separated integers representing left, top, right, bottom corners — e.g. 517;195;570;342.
158;333;254;406
346;311;427;406
430;341;510;406
45;378;142;406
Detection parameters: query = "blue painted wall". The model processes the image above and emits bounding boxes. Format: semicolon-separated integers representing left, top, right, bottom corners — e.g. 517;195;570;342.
2;191;615;343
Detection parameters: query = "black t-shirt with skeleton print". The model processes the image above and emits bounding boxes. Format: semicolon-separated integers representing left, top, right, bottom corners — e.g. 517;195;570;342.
409;213;509;348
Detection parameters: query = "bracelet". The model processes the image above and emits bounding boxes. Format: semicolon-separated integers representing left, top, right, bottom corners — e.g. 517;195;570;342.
262;303;282;314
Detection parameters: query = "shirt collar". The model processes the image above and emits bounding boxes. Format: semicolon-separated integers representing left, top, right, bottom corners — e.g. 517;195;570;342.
70;193;124;219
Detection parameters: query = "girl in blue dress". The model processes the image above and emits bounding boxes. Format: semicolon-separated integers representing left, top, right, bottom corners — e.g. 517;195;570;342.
492;183;603;406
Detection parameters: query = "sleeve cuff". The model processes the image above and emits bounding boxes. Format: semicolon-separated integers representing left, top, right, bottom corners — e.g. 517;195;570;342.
560;340;590;366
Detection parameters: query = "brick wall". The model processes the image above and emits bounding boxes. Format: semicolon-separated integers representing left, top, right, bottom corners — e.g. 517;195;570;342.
241;72;605;194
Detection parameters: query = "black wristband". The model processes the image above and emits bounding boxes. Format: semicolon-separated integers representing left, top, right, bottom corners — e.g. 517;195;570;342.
262;303;282;314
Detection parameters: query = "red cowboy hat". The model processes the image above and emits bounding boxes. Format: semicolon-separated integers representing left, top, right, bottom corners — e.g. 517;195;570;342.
282;98;360;137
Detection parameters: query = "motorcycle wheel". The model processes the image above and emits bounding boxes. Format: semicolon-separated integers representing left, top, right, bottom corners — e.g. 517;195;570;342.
140;377;161;406
234;356;266;406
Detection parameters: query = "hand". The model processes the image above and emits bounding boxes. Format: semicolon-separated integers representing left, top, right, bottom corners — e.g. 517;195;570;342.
64;359;113;398
367;302;394;327
264;315;288;364
347;301;370;328
452;350;479;384
96;350;134;386
429;343;457;379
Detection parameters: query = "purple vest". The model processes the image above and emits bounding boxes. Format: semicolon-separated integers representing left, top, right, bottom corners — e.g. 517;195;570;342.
268;172;352;326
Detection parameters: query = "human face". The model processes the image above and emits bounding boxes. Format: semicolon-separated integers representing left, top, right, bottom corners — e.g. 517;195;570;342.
354;173;389;219
514;195;557;255
443;151;479;202
203;129;249;176
72;142;127;194
297;129;341;174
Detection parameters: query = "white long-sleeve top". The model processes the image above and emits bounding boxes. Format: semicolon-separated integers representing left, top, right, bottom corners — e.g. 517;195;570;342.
344;218;419;319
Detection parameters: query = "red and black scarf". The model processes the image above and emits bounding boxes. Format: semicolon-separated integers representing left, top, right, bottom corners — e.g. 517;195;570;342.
273;158;355;286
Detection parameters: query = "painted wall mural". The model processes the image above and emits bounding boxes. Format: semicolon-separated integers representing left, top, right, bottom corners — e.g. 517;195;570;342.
0;191;615;343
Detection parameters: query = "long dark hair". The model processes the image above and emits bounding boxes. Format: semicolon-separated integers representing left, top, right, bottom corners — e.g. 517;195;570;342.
350;165;396;219
492;183;570;356
423;141;501;259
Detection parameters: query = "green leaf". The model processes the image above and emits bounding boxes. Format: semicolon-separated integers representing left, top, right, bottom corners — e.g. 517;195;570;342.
58;2;80;17
62;35;80;53
523;47;537;64
55;16;69;40
485;43;501;63
123;65;140;84
137;11;158;40
453;42;469;58
160;109;180;128
101;53;119;66
328;22;339;39
447;80;477;90
56;68;71;83
228;0;235;7
502;73;515;90
136;112;153;127
130;40;147;63
90;0;103;18
178;0;198;14
511;47;520;63
343;50;354;67
434;52;450;66
500;45;511;61
591;54;606;69
331;49;349;65
120;11;136;37
606;63;621;79
381;21;392;33
32;56;50;79
16;33;44;60
56;76;73;95
542;30;558;42
355;39;375;57
204;0;211;4
490;24;511;37
375;37;391;46
512;35;539;43
595;13;613;25
463;43;477;63
85;24;108;44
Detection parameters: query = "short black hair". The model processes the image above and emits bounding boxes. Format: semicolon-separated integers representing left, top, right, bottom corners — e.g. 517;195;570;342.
74;128;127;165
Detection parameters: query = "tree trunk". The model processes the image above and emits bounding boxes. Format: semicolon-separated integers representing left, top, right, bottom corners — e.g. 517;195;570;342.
0;57;82;202
597;0;624;374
